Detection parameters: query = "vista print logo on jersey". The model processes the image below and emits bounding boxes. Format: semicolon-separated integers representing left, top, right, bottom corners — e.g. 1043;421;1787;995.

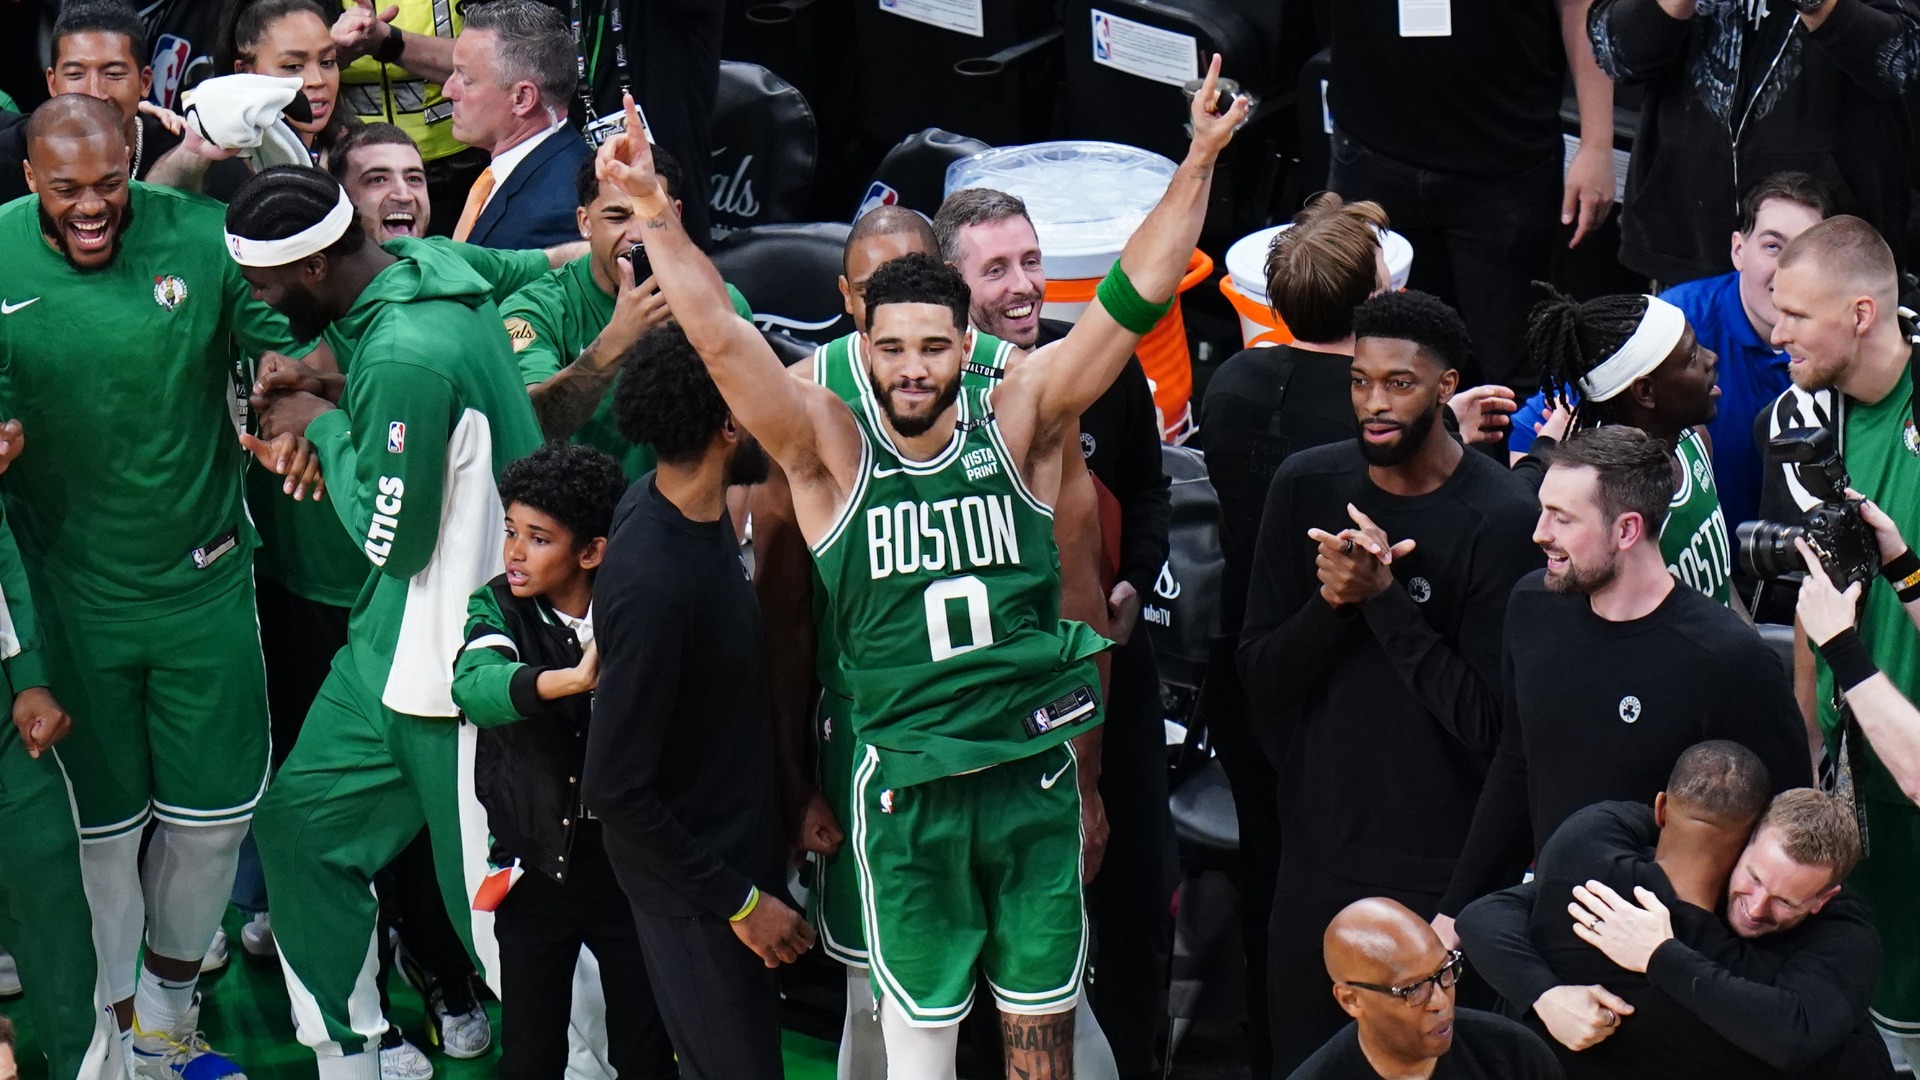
1619;695;1642;724
153;275;188;312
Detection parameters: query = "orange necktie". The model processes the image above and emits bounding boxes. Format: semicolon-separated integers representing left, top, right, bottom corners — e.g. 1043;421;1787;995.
452;166;496;242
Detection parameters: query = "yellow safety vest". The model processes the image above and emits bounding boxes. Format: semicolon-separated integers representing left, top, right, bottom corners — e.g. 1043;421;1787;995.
338;0;467;162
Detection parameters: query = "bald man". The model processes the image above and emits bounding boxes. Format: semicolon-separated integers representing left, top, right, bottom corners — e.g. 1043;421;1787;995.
1760;214;1920;1060
0;94;315;1080
1290;899;1561;1080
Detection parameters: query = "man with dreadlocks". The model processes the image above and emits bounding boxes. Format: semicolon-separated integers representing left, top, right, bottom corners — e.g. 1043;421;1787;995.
221;164;542;1080
1514;289;1733;606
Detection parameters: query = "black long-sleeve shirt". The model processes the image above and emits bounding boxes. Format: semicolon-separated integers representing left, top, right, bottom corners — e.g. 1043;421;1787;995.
1200;345;1357;637
1440;574;1810;915
1237;441;1542;890
1038;320;1169;602
1457;801;1891;1080
583;477;783;918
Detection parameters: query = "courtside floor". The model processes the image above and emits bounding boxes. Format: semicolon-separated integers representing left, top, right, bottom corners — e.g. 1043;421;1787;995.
5;907;839;1079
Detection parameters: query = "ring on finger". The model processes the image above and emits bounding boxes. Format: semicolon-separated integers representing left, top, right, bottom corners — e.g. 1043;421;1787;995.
1342;537;1355;554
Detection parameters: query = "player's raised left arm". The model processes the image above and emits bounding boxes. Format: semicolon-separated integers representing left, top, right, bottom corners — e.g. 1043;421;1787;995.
1022;56;1247;428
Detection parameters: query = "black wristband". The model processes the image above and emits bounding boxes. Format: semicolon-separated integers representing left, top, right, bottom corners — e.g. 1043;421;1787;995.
1882;549;1920;603
1815;627;1880;693
373;25;405;65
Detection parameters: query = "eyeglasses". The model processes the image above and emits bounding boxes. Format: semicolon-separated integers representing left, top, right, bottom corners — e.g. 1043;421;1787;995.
1343;951;1465;1007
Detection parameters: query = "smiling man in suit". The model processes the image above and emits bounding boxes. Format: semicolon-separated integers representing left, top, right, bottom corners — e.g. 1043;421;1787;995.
445;0;592;250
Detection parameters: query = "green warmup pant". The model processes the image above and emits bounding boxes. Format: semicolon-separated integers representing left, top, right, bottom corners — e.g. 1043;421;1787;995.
812;689;868;968
1858;798;1920;1039
254;648;495;1060
852;742;1087;1027
1;725;107;1080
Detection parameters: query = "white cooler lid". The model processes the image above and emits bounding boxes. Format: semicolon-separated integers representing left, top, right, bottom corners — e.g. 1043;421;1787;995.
1224;224;1417;304
946;141;1178;281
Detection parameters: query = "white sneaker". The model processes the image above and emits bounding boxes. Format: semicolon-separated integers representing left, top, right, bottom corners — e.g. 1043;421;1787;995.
200;930;229;974
128;997;248;1080
0;950;21;998
238;913;276;959
428;988;491;1060
379;1037;434;1080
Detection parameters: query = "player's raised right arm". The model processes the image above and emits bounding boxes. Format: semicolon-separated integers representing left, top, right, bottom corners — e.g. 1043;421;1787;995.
594;96;849;482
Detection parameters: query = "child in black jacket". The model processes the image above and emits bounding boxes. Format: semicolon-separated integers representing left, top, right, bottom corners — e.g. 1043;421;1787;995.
452;443;676;1080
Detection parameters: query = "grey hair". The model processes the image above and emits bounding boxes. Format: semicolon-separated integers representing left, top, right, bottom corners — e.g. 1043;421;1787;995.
462;0;574;110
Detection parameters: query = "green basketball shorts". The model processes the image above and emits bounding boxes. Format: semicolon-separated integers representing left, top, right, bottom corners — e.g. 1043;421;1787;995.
41;573;269;838
812;689;868;968
851;741;1087;1026
1858;798;1920;1035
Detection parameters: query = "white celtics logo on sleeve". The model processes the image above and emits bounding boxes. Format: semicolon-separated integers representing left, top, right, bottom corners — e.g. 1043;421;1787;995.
1618;695;1642;724
1408;576;1432;604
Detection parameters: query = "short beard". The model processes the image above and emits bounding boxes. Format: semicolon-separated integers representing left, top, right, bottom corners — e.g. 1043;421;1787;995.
277;284;335;344
1544;554;1619;596
876;371;962;438
39;201;131;271
970;298;1040;348
1358;404;1440;467
725;432;771;487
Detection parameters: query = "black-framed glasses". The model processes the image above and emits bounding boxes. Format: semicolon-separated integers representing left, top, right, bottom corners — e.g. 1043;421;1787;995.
1344;950;1465;1007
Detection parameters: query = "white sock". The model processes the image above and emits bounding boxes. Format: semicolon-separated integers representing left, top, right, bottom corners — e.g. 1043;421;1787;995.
877;996;958;1080
839;967;887;1080
133;962;196;1037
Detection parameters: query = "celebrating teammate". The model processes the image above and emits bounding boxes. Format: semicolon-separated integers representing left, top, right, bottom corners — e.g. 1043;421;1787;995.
222;165;543;1080
0;95;325;1080
593;58;1245;1073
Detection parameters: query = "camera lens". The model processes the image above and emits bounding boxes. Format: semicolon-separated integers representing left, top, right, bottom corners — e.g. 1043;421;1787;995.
1735;520;1806;580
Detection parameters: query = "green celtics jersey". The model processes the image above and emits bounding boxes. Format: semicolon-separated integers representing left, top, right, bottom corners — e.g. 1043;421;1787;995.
807;330;1011;700
810;334;1110;787
1815;364;1920;805
0;183;304;617
500;255;752;480
1660;427;1732;606
304;236;543;698
251;238;552;609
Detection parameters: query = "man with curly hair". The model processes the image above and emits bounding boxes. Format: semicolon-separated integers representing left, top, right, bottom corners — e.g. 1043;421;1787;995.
581;323;808;1077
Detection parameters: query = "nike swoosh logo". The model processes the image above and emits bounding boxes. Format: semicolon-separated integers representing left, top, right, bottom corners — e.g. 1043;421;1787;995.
1039;761;1072;790
1;298;39;314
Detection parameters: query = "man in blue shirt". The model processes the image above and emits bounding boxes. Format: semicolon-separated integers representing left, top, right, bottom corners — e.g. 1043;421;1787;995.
1510;173;1832;527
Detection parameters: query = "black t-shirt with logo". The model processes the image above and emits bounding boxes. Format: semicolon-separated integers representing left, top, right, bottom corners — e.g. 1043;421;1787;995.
1440;574;1810;915
1239;441;1541;892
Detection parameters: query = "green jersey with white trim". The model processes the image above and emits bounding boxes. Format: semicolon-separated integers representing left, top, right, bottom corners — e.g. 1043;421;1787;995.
809;336;1109;787
0;183;306;617
500;255;753;480
807;329;1011;700
1661;427;1732;606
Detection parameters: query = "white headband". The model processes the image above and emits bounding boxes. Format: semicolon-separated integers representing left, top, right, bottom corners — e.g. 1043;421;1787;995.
224;188;356;268
1578;295;1688;402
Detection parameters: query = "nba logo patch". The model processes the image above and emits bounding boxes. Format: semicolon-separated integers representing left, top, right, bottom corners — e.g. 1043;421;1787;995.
387;422;406;453
853;182;900;223
152;275;187;312
150;35;191;111
880;789;894;814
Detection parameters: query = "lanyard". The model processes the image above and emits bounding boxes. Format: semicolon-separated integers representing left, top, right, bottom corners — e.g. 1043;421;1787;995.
570;0;629;121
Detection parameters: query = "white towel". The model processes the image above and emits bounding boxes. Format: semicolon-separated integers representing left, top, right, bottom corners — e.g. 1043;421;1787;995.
384;409;502;718
180;73;310;169
0;583;21;662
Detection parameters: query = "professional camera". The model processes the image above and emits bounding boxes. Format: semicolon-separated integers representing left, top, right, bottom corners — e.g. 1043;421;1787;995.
1736;427;1879;589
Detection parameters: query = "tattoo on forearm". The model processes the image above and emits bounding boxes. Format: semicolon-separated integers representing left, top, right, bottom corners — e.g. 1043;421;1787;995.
1001;1011;1074;1079
530;353;617;441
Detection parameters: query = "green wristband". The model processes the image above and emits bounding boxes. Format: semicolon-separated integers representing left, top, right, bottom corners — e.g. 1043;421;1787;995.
1096;261;1174;336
